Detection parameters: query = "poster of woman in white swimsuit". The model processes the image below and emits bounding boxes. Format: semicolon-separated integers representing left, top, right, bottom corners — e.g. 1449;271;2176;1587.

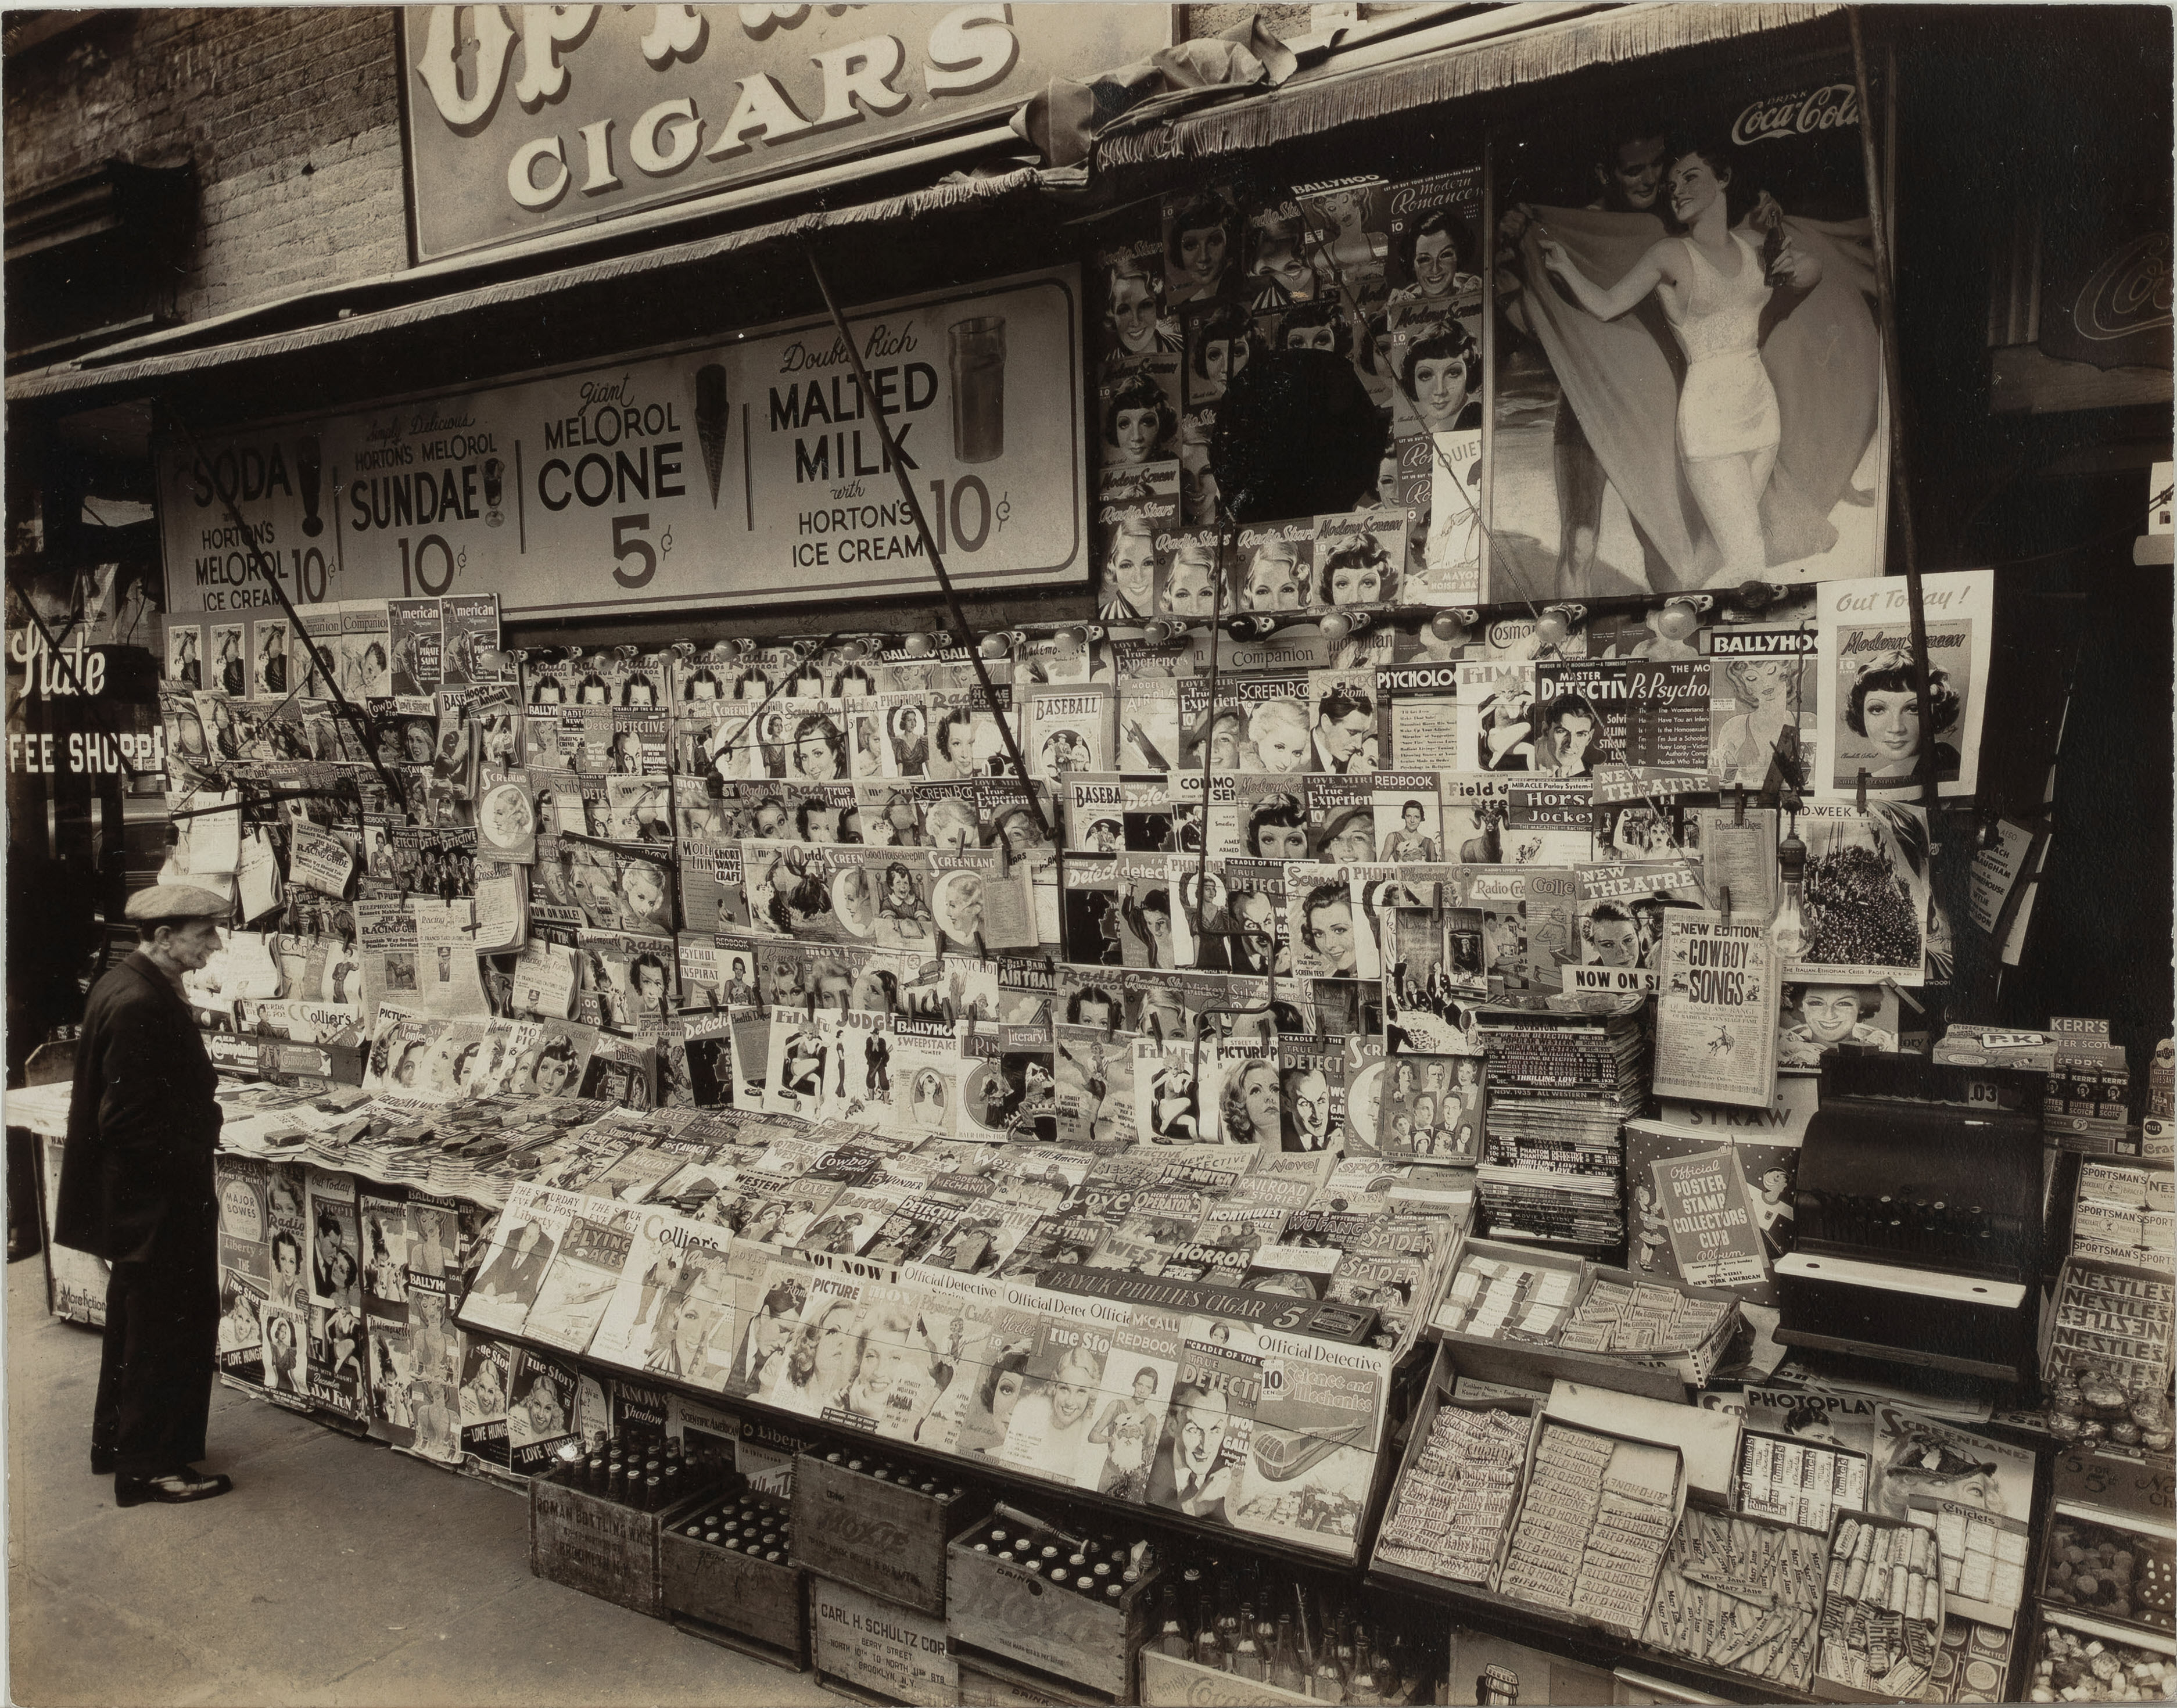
1489;70;1888;601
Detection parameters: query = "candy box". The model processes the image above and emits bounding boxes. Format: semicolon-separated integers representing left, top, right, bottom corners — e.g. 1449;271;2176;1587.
2027;1606;2177;1703
1814;1510;1946;1703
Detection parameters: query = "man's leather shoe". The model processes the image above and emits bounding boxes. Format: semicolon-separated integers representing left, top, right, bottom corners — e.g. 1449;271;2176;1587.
114;1468;233;1507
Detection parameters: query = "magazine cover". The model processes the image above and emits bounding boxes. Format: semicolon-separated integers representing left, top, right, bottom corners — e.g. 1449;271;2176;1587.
307;1302;367;1416
505;1347;582;1476
588;1211;739;1388
1145;1318;1263;1529
1568;859;1705;997
387;597;443;697
522;1203;640;1354
1054;1024;1136;1147
305;1167;361;1311
1776;979;1900;1072
1270;1035;1342;1154
1311;511;1407;614
1023;683;1114;780
1287;869;1380;981
358;1189;409;1321
216;1156;271;1280
1489;65;1887;600
217;1271;269;1382
1816;568;1993;802
1783;802;1932;986
453;1332;511;1465
1231;1327;1390;1558
456;1183;582;1336
1378;1052;1485;1165
363;1312;414;1444
1134;1036;1207;1146
1654;910;1784;1108
1230;519;1314;616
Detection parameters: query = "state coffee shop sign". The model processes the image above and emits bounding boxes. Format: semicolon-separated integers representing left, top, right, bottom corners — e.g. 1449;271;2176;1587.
401;4;1171;260
156;266;1085;620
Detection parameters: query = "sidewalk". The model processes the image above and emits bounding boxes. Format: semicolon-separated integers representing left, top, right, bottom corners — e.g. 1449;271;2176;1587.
6;1256;834;1707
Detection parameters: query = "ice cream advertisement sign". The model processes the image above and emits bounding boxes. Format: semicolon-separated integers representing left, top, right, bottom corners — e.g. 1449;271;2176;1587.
156;267;1086;619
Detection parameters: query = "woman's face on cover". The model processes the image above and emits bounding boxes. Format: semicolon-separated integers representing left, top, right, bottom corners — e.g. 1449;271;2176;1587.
1329;558;1383;606
1801;986;1863;1042
1285;320;1337;353
1114;406;1158;465
1412;356;1471;430
1412;229;1459;298
1862;690;1921;759
1240;1062;1279;1133
1200;337;1233;388
1178;221;1227;285
534;1052;572;1095
1163;552;1217;617
1107;529;1155;602
1245;548;1301;611
1110;275;1159;351
795;730;839;779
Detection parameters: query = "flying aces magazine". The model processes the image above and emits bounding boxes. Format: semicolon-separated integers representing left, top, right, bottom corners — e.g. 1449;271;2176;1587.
522;1202;640;1354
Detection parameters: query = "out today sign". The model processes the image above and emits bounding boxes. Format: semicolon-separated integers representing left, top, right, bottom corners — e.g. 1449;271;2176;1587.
156;266;1085;620
400;5;1171;260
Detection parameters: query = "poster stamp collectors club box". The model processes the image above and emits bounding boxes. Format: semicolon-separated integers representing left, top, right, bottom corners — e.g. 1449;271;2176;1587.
789;1449;985;1616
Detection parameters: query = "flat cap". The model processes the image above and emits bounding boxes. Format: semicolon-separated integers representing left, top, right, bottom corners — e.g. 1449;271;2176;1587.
124;883;231;924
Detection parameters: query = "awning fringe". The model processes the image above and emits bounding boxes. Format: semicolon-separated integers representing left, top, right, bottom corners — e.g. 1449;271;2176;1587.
1096;2;1843;169
8;169;1046;405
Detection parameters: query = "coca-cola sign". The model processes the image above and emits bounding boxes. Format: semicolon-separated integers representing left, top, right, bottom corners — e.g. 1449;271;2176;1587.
2072;231;2174;343
2042;225;2174;372
1730;83;1861;146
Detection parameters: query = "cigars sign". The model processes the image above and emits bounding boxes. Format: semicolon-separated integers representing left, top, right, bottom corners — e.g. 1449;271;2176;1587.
400;4;1171;260
155;266;1086;620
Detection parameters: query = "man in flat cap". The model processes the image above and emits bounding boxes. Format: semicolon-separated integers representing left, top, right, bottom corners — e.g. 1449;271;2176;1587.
56;883;237;1505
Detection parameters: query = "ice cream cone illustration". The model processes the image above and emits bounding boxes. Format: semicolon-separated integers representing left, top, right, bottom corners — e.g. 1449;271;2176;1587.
695;364;729;508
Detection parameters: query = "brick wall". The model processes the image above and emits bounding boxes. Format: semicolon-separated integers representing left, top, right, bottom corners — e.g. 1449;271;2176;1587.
3;6;408;322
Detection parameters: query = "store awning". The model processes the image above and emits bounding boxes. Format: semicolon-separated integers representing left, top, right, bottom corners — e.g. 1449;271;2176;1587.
1095;1;1845;169
5;161;1057;415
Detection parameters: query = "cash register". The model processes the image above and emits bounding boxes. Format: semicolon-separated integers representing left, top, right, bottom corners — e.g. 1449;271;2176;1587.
1774;1054;2046;1383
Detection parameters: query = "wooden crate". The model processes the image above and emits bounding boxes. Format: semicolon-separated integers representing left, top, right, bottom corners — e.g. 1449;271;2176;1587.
1138;1650;1315;1707
659;1513;808;1670
945;1535;1154;1700
809;1577;959;1707
789;1451;979;1616
956;1648;1117;1707
529;1467;671;1617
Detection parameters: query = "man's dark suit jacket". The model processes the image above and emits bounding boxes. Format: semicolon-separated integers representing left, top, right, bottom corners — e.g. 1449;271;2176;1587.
1145;1434;1230;1524
55;953;223;1262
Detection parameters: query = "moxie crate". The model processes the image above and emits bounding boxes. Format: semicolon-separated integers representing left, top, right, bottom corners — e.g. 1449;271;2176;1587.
530;1467;680;1617
956;1649;1118;1707
810;1576;959;1707
946;1535;1156;1700
790;1451;980;1616
658;1519;808;1669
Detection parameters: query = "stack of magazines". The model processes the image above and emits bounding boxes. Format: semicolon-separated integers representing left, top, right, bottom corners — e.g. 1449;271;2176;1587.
1471;1004;1647;1250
